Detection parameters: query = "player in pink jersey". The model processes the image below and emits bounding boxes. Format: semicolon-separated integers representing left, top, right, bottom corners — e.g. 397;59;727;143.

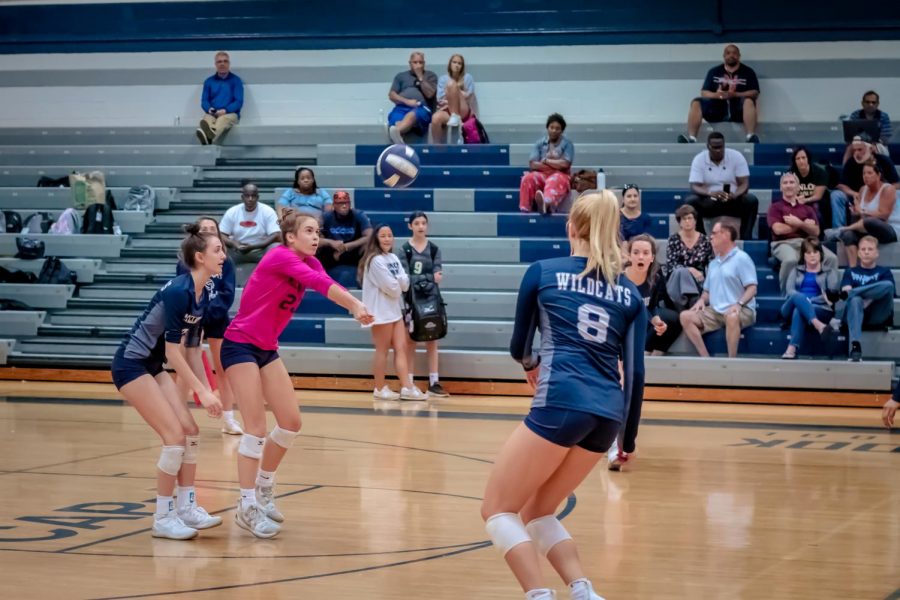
221;211;373;538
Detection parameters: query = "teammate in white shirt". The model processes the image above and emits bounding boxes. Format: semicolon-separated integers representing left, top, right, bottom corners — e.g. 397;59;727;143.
359;224;427;401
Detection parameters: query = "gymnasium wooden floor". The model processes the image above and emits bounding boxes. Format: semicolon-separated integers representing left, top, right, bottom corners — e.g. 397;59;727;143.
0;381;897;600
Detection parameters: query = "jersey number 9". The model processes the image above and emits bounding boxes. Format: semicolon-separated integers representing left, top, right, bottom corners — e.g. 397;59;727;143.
577;303;610;344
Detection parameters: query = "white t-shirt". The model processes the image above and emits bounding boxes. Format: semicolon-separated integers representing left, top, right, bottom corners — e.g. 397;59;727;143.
219;203;280;245
688;148;750;193
362;253;409;326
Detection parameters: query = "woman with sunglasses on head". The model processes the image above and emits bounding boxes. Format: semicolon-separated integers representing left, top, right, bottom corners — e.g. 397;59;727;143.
619;184;654;244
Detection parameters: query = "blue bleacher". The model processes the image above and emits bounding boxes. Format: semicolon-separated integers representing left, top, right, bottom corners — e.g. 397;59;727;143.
357;144;511;166
374;166;525;188
354;188;435;212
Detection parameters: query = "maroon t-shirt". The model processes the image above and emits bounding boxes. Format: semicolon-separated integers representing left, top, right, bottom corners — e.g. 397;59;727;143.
766;199;819;241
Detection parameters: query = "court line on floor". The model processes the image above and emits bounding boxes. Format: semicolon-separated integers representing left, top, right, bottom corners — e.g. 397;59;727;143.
87;495;577;600
2;395;893;434
90;541;494;600
1;444;161;477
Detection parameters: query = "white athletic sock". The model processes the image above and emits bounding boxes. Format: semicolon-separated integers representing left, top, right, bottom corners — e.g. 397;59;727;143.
223;410;234;421
256;469;275;488
407;373;414;386
175;486;195;511
429;372;439;386
240;488;257;510
525;589;554;600
156;495;174;517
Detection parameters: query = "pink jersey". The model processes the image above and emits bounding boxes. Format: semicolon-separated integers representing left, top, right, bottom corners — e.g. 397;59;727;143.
225;245;339;350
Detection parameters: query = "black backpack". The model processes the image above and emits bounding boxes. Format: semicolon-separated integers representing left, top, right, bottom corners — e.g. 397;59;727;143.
36;175;70;188
37;256;77;286
2;210;23;233
402;242;448;342
0;266;37;284
474;118;490;144
82;203;115;234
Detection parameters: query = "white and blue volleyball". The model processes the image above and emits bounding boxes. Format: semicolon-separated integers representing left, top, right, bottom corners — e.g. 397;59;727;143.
377;144;420;188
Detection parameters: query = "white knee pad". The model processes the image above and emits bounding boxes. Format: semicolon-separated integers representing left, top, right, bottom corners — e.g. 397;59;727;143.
268;425;299;450
238;433;265;459
525;515;572;557
485;512;531;556
183;435;200;465
157;445;184;476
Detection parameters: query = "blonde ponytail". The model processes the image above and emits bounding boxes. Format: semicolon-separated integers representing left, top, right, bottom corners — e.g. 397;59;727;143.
569;190;622;283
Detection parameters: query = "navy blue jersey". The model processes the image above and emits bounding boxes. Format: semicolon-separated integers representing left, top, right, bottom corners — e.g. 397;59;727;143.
176;257;236;322
509;256;647;423
119;273;209;363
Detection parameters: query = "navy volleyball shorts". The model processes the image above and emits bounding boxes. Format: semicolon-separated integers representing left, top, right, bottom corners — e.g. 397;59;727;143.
111;345;164;390
524;405;620;453
220;337;279;371
203;316;230;340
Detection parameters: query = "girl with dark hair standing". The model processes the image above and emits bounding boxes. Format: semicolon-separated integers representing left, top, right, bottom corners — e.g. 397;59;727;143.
399;211;448;397
110;225;225;540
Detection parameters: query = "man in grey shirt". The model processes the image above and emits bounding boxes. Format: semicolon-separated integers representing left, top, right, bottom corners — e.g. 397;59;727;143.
387;51;438;144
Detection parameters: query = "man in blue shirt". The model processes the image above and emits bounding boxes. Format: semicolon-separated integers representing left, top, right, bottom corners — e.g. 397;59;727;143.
679;220;758;357
196;51;244;145
839;235;896;362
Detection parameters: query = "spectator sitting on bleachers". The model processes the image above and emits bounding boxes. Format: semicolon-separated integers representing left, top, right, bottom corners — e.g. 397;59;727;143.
316;190;373;289
663;204;714;311
779;238;839;360
679;220;757;358
620;184;653;243
430;54;477;144
839;235;896;362
685;132;759;240
849;90;892;146
219;183;280;265
788;146;831;225
519;113;574;215
834;162;900;267
830;134;900;228
387;51;438;144
624;234;682;356
277;167;332;221
677;44;760;144
196;51;243;145
768;172;837;292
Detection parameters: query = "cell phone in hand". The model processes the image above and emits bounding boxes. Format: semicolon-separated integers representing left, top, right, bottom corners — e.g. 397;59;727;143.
723;183;731;194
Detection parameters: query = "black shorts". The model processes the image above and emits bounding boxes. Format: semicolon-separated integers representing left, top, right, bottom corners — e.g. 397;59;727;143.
698;97;754;124
111;345;164;390
220;337;279;371
203;315;230;340
523;405;620;453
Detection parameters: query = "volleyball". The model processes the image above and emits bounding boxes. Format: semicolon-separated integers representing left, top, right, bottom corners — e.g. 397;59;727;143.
376;144;420;188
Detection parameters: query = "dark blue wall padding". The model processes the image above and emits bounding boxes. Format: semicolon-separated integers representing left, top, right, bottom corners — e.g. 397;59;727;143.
1;1;899;54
